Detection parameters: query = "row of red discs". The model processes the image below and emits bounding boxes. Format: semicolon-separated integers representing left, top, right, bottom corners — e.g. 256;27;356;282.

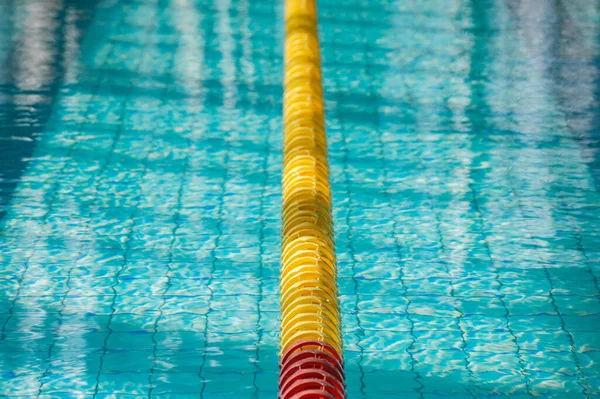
279;340;346;399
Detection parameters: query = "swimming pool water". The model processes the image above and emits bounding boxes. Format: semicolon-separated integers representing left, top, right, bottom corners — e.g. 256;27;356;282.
1;0;599;398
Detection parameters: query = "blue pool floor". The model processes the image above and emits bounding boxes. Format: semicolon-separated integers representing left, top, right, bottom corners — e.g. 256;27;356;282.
1;0;600;398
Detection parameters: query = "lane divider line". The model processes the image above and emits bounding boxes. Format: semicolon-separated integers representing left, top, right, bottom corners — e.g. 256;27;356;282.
280;0;345;398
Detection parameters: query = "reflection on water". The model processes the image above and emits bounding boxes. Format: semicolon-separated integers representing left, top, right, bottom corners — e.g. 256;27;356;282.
0;0;97;221
0;0;599;398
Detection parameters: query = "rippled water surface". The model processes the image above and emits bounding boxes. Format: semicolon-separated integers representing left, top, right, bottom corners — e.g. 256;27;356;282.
1;0;599;398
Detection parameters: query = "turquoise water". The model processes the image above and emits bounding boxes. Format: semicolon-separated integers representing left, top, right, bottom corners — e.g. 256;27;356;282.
0;0;599;398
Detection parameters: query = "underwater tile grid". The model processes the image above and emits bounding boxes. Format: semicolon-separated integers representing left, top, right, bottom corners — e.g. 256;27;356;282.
0;0;599;398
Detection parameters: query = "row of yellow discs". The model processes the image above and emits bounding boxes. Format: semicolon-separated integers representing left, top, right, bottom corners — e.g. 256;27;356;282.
280;0;343;357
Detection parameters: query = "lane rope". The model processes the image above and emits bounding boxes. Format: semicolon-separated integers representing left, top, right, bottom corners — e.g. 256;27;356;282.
280;0;345;398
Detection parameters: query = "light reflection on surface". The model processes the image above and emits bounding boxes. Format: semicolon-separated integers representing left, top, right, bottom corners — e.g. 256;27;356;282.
11;0;61;92
172;0;205;99
62;6;82;85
